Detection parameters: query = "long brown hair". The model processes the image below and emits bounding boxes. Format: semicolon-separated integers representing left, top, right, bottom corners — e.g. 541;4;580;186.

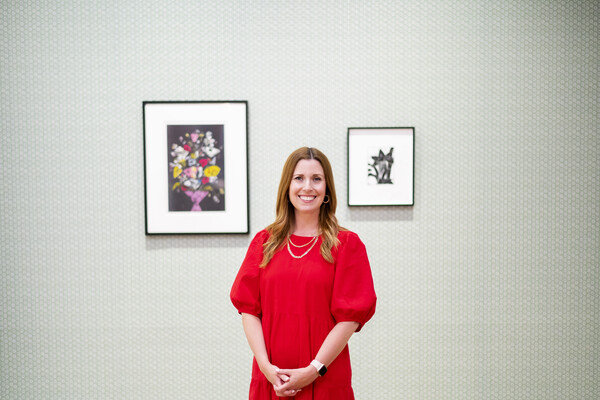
261;147;341;267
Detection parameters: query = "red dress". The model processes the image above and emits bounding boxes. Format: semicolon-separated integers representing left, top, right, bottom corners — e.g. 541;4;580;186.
230;230;377;399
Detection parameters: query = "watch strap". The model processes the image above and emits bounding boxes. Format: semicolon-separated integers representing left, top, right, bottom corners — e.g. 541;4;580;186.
310;359;327;376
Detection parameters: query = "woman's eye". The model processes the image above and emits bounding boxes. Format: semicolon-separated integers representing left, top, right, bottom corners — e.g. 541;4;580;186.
314;177;322;182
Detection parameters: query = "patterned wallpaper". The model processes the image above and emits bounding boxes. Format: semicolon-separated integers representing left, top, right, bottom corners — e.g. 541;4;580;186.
1;1;598;398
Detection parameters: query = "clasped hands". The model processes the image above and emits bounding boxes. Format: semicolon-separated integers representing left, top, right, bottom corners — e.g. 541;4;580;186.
263;364;319;397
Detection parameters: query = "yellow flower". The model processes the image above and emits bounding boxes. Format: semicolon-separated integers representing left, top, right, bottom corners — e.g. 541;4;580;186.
173;166;182;178
204;165;221;177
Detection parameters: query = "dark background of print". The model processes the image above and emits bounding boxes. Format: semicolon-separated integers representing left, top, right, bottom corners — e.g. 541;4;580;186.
167;124;225;212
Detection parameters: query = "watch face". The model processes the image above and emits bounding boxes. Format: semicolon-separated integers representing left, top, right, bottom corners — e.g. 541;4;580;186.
319;365;327;376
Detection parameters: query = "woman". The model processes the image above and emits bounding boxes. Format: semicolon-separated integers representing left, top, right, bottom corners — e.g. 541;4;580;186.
230;147;376;399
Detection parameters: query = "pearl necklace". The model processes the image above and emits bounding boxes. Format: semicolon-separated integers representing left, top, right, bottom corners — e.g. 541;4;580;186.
287;235;319;259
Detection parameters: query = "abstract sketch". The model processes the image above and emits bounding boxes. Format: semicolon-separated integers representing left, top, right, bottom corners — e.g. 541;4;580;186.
167;125;225;211
368;147;394;184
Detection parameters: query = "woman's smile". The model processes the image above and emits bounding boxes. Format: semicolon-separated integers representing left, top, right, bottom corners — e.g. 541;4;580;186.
298;195;317;202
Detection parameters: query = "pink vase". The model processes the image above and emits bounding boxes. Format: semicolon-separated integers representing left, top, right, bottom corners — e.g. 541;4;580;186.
184;191;209;211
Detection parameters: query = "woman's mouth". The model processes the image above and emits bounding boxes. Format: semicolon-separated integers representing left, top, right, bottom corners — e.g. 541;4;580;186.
299;195;317;202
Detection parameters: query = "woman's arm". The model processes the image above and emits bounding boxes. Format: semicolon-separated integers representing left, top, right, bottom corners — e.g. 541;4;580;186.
241;313;291;391
314;321;359;367
241;313;270;372
276;321;359;396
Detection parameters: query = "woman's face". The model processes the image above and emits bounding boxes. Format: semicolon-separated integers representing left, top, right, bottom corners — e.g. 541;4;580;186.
288;159;327;216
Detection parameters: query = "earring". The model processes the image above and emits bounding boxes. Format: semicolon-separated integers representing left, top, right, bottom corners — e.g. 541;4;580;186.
323;195;330;204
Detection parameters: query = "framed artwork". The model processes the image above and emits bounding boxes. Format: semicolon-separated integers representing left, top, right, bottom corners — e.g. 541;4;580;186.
143;101;249;234
348;127;415;206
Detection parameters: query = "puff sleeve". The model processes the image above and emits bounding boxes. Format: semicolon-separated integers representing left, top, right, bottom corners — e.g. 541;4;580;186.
331;231;377;332
230;230;269;318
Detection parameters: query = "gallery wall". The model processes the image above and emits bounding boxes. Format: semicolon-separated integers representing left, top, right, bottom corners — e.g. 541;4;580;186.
1;1;598;398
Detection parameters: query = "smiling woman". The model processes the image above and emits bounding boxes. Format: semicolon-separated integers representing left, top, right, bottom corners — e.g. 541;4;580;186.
263;147;339;267
230;147;377;399
288;159;327;220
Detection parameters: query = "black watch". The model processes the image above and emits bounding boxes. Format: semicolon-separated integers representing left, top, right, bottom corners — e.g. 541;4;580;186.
310;359;327;376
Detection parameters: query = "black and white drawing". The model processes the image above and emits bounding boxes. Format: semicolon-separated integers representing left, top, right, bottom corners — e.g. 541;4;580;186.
368;147;394;184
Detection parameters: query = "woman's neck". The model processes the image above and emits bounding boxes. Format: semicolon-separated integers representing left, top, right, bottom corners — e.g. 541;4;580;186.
292;211;320;236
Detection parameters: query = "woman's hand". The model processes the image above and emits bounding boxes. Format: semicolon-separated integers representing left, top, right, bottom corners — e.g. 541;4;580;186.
259;363;299;396
260;363;288;387
273;366;319;397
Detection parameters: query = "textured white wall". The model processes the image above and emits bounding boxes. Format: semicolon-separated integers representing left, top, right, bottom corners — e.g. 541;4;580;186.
1;1;598;399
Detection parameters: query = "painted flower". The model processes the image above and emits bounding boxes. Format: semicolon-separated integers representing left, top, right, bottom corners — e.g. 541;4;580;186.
204;165;221;177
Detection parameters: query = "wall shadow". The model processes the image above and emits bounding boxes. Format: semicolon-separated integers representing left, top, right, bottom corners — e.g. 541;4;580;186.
144;233;251;250
347;206;414;222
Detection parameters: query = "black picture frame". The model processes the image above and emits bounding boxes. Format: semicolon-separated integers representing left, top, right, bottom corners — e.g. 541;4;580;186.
347;127;415;206
143;101;249;234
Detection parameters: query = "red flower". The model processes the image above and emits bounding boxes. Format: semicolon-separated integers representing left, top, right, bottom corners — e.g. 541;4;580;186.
199;158;209;167
183;144;191;152
202;177;210;184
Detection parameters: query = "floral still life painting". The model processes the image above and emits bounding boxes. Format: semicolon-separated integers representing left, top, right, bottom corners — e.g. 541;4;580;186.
167;124;225;212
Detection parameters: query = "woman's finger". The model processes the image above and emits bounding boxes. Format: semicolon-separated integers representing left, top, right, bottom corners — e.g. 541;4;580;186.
276;369;290;382
274;386;295;397
285;389;301;396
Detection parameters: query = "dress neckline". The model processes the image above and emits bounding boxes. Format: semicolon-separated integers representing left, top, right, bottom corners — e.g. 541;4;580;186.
290;233;321;239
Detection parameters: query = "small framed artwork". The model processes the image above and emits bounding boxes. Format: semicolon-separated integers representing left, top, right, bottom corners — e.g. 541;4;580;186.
143;101;249;234
348;127;415;206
